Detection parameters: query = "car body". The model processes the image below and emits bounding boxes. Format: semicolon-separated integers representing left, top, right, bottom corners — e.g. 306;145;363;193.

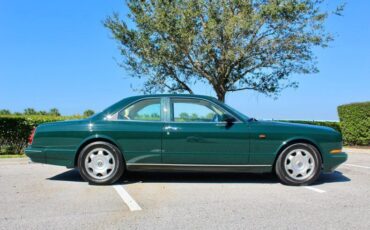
25;94;347;185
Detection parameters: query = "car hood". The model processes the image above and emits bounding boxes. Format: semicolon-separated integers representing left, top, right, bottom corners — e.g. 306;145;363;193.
256;120;338;134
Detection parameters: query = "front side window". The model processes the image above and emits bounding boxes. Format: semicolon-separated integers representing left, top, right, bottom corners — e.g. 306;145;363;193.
115;99;161;121
171;98;228;123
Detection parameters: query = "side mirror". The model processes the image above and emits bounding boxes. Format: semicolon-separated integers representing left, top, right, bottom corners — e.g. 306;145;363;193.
221;114;236;124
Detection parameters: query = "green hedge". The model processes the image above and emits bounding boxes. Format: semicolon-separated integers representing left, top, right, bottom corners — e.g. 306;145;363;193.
338;102;370;146
0;115;82;155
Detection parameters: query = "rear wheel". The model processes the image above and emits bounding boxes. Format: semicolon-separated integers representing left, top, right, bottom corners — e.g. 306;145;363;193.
78;141;124;185
275;143;322;186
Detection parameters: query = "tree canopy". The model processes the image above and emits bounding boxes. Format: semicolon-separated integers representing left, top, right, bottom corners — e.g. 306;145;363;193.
105;0;343;101
24;108;37;115
83;109;95;117
0;109;11;115
48;108;61;116
22;108;61;116
0;108;97;117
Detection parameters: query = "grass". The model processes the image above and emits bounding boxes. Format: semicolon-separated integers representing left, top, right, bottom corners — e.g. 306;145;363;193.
0;154;26;159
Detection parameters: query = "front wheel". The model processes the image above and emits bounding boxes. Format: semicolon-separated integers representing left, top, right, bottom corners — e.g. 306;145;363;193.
78;141;124;185
275;143;322;186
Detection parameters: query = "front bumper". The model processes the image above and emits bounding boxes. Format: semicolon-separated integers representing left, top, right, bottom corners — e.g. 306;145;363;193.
323;152;348;173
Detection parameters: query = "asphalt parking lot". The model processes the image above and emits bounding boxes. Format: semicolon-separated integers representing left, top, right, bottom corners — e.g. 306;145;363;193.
1;148;369;230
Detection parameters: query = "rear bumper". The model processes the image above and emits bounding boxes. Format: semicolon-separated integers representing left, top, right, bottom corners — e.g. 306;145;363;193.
25;146;75;168
25;147;46;164
323;152;348;173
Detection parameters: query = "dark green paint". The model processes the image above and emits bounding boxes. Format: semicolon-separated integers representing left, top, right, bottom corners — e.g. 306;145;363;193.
25;94;347;173
162;122;249;164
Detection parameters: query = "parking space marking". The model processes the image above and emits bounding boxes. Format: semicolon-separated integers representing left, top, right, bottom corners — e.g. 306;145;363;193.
344;163;370;169
304;186;326;193
113;185;142;211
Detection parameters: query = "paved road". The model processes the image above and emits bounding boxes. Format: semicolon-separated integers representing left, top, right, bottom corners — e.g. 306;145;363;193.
0;149;369;230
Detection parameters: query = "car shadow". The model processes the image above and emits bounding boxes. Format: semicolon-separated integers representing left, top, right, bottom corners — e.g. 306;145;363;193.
48;169;351;185
48;169;84;182
121;171;280;184
313;171;351;185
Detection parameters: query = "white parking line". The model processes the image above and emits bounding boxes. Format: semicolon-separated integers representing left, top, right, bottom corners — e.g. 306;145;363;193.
304;186;326;193
344;163;370;169
113;185;142;211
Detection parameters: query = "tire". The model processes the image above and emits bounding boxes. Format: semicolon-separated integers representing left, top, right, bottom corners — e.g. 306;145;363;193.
78;141;124;185
275;143;322;186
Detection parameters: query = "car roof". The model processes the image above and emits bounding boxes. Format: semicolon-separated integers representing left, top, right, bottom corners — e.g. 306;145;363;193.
125;94;217;101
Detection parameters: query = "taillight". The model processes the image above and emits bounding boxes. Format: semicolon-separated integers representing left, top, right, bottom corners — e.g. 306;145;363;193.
28;128;36;145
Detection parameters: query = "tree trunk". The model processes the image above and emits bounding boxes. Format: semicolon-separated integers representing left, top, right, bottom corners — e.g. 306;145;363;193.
216;91;226;102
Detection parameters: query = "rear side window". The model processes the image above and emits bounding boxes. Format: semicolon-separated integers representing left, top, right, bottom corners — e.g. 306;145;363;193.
115;99;162;121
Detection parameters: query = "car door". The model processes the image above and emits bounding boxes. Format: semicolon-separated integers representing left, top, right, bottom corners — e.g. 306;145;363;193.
102;97;165;164
162;97;249;165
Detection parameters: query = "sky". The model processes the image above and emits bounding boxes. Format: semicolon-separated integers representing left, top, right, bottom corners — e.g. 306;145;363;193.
0;1;369;121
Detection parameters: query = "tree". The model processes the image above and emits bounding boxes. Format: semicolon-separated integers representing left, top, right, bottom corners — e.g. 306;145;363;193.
206;112;215;120
38;110;48;115
190;113;199;120
105;0;343;101
49;108;61;116
24;108;37;115
83;109;95;117
0;109;11;115
179;112;190;121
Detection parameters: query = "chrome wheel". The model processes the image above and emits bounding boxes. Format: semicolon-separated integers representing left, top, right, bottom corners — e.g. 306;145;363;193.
84;148;116;180
284;148;315;180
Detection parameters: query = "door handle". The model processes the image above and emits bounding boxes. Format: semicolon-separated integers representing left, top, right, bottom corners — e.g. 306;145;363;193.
163;126;179;131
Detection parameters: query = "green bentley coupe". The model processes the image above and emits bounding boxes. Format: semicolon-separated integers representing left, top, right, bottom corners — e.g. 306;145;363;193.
26;94;347;185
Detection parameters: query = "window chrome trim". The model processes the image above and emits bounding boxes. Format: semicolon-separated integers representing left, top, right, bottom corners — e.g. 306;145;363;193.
163;97;171;122
103;119;165;123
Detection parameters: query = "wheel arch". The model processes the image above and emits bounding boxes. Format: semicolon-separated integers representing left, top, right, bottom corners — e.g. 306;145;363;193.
273;138;323;170
74;135;126;167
